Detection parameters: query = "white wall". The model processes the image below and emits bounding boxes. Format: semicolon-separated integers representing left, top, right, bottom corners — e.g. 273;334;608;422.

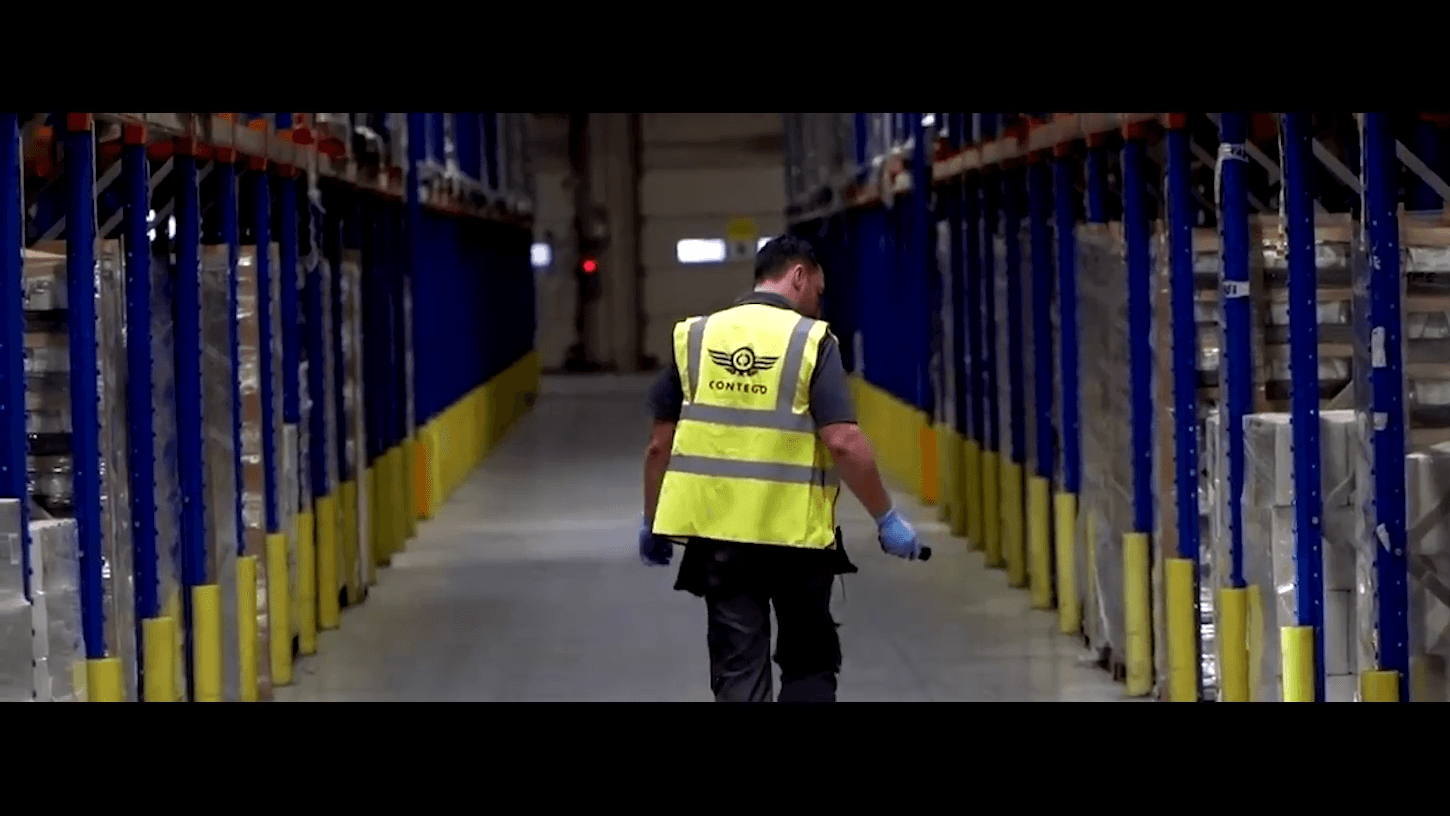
639;113;785;366
528;112;787;371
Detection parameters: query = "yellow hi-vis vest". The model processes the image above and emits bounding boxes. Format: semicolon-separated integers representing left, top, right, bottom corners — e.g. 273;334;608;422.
651;302;841;549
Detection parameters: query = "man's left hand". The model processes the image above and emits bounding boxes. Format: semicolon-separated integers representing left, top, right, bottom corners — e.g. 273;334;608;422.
639;515;673;567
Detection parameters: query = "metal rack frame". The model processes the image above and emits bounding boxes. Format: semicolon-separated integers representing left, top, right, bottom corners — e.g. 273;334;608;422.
789;111;1450;703
1;111;539;701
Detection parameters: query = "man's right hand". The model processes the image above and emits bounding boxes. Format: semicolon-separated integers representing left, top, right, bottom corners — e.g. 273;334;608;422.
875;507;921;560
638;515;673;567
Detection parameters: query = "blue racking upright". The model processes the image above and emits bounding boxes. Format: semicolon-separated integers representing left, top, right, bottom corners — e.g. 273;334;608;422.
785;111;1450;703
0;112;540;701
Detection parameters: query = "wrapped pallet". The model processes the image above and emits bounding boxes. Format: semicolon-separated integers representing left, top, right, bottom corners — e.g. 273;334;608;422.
148;251;186;700
295;247;315;651
1;500;30;702
24;242;136;700
1402;445;1450;702
348;256;371;586
94;240;136;700
403;242;418;537
1149;225;1231;700
339;250;367;599
265;242;296;658
932;219;952;525
29;518;86;701
318;255;342;620
993;217;1033;588
1351;214;1450;702
1188;215;1360;700
1239;411;1358;702
1076;222;1135;676
236;248;273;700
201;245;242;701
1017;218;1041;595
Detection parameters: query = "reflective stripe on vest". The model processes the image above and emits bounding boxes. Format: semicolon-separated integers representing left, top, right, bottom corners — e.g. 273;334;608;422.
681;312;816;434
666;454;840;488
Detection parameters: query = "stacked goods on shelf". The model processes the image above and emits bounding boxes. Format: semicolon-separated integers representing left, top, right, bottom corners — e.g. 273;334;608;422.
265;242;297;656
339;250;367;597
1196;214;1450;701
24;242;136;700
149;250;186;699
1;500;31;701
992;213;1036;589
1149;225;1222;700
402;242;417;538
29;517;85;700
235;247;273;700
201;245;242;701
1399;446;1450;702
932;219;953;525
1352;213;1450;702
295;243;314;647
1188;216;1355;701
1076;222;1134;676
317;253;341;616
1238;411;1358;701
23;248;72;519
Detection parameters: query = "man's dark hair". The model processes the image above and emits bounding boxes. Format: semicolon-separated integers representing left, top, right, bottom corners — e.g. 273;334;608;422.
754;235;819;282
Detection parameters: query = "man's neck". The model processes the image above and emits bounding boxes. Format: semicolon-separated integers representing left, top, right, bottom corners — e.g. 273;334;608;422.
753;284;793;302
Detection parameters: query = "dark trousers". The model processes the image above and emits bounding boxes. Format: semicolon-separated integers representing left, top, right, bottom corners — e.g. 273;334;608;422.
676;535;854;703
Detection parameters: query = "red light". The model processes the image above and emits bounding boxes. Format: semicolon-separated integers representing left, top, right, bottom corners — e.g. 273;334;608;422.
582;259;597;274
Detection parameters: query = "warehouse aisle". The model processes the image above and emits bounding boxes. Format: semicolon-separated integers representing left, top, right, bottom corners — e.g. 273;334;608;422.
275;375;1131;702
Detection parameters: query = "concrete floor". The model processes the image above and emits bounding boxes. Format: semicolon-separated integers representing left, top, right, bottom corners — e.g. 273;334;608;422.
275;374;1133;702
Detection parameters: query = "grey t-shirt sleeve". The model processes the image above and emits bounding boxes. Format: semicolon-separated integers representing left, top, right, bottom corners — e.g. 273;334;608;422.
810;333;857;427
648;362;684;422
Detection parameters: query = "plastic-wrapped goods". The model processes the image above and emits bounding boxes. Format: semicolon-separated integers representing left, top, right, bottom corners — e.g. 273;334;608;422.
23;247;71;517
0;500;30;702
339;251;364;597
1075;223;1132;671
201;246;242;701
236;248;273;699
1148;226;1221;700
992;226;1015;567
293;247;312;639
1350;214;1450;702
343;253;371;584
319;258;342;602
267;243;296;644
1052;213;1092;643
1148;226;1174;699
387;114;407;174
1018;222;1038;497
149;251;185;699
1203;408;1227;691
441;113;458;175
95;240;137;701
1401;217;1450;447
1190;217;1365;700
1403;445;1450;702
932;219;952;519
1239;411;1357;701
30;518;86;701
23;242;136;700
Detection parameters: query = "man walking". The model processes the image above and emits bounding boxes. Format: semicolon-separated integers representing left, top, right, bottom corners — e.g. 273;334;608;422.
639;235;922;703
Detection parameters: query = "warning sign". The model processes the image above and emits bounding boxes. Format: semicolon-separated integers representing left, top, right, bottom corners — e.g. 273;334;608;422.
726;217;757;261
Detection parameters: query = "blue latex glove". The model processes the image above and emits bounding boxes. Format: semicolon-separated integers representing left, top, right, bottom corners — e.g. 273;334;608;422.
639;515;673;567
875;507;921;560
